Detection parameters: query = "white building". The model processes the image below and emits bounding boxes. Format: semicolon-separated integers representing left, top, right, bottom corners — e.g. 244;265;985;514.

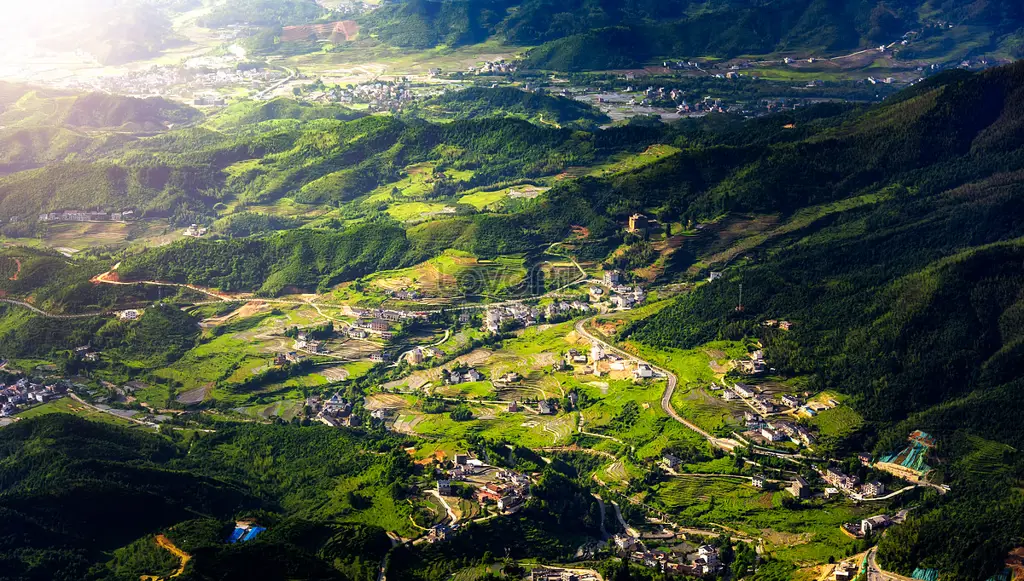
634;363;654;379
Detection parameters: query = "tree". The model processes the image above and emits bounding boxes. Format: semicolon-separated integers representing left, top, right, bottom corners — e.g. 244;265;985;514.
610;558;631;581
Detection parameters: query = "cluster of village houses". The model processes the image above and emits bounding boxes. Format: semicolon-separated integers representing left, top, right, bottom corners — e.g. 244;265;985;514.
620;86;731;114
294;330;330;354
726;388;834;447
485;304;543;333
614;535;725;577
529;568;599;581
285;310;427;359
443;367;484;385
38;209;135;223
735;349;769;375
64;65;287;101
543;300;593;321
481;271;646;335
308;393;363;428
820;463;888;500
429;455;532;542
707;347;844;451
349;307;432;352
184;224;209;237
0;379;67;417
388;288;422;301
557;343;658;382
431;62;521;78
596;269;647;309
781;449;912;504
353;307;432;322
305;81;414;111
465;59;518;75
739;410;817;448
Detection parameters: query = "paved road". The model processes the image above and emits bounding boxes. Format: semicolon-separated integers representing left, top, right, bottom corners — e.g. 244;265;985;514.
593;494;610;540
427;489;459;525
91;262;594;319
257;64;297;100
573;316;740;452
866;547;916;581
67;393;163;429
95;270;317;307
609;500;639;538
0;298;112;319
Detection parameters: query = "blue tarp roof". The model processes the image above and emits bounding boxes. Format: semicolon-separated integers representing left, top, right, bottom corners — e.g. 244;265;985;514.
227;527;246;544
242;526;265;542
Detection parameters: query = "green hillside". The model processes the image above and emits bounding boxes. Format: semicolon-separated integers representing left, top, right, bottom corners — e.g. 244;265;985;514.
204;98;363;132
419;87;610;128
0;85;200;131
361;0;1024;69
63;93;201;129
0;414;602;581
197;0;325;28
0;111;613;221
0;415;399;581
615;64;1024;580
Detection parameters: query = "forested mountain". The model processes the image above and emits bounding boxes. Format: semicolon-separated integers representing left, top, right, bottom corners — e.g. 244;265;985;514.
0;85;200;130
614;64;1024;578
0;108;605;222
0;414;602;581
100;64;1024;294
0;415;402;580
196;0;325;29
362;0;1024;69
0;85;199;169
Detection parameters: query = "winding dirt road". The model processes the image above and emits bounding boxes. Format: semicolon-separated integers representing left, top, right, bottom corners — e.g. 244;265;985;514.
0;298;113;319
573;316;740;452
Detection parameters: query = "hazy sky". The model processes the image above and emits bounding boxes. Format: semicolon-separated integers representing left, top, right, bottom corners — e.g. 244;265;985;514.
0;0;119;34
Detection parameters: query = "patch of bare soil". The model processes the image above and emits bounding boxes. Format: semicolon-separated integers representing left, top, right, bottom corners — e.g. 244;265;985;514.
176;385;211;404
365;393;409;410
454;349;493;367
761;529;812;547
319;366;350;382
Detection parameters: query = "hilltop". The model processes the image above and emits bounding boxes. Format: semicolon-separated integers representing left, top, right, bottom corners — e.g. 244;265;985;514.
0;85;200;131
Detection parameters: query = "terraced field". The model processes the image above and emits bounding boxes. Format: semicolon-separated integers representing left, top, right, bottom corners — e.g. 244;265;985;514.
367;250;527;298
650;474;888;565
